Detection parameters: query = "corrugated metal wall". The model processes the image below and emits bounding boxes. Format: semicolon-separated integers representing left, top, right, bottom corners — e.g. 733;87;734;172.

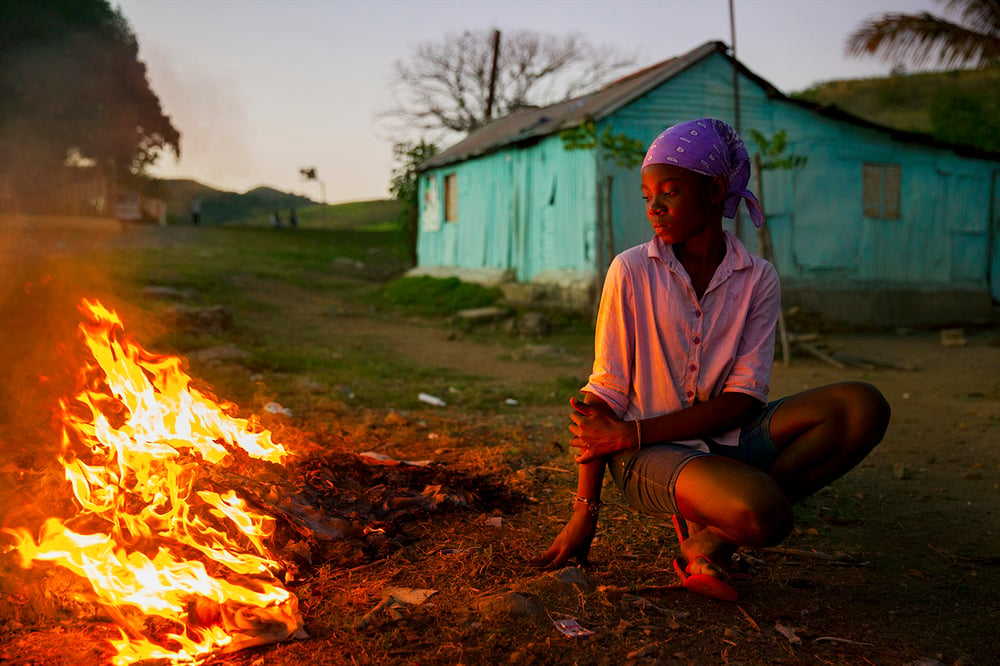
417;135;596;281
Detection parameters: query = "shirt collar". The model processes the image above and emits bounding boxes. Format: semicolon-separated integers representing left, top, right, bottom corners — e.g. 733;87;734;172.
646;230;753;276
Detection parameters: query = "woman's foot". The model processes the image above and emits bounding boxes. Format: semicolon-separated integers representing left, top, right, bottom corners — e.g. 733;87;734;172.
672;515;739;601
680;525;737;581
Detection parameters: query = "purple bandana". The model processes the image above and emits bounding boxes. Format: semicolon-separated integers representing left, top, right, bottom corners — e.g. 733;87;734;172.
642;118;765;228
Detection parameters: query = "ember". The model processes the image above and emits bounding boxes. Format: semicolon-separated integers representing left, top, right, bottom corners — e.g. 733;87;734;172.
3;299;305;664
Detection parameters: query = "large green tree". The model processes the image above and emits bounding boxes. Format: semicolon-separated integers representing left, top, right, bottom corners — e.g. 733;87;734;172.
0;0;180;209
846;0;1000;69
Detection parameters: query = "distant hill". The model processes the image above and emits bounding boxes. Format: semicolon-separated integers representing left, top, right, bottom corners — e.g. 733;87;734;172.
137;177;401;229
793;66;1000;154
141;178;315;225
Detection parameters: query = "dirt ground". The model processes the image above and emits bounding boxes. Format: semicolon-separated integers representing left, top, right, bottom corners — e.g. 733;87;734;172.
1;225;999;665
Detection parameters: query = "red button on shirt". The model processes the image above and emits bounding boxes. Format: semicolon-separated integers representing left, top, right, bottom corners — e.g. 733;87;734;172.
693;336;701;345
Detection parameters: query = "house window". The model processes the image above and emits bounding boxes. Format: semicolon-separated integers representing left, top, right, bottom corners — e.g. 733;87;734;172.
863;163;901;219
444;173;458;222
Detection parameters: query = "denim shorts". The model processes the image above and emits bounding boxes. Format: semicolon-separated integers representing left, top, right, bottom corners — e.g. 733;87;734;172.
607;398;786;518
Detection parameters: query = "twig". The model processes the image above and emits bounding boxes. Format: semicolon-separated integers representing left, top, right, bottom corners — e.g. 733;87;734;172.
795;342;846;369
814;636;875;647
352;596;392;630
736;604;761;632
762;546;858;563
535;465;572;474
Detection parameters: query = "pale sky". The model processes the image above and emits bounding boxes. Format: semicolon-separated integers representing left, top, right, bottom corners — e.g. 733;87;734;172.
116;0;943;204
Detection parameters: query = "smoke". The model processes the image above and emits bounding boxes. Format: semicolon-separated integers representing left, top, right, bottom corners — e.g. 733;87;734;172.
0;218;145;468
137;43;256;187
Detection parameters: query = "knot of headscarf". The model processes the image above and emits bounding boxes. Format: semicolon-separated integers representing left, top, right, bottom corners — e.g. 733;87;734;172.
642;118;765;228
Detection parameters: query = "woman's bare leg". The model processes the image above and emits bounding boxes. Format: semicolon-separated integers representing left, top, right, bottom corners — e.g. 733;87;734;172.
768;381;890;503
673;381;889;576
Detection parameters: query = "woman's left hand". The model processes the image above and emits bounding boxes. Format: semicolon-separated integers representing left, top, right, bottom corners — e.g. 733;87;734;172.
569;397;635;463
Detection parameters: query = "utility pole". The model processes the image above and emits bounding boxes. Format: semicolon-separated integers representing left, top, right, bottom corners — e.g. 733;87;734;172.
729;0;743;238
485;29;501;122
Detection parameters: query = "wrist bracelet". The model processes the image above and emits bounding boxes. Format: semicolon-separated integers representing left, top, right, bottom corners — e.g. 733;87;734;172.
634;419;642;450
573;495;603;514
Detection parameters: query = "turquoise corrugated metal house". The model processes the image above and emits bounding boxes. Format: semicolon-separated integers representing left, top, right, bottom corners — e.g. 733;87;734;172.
414;41;1000;327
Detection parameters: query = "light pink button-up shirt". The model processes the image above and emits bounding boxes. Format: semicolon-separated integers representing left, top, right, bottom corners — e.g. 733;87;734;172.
584;230;780;450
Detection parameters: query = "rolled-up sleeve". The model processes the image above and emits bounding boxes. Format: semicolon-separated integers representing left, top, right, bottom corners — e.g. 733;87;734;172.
583;258;634;418
723;260;780;402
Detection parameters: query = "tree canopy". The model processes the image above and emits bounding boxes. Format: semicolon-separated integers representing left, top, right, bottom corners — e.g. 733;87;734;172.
385;28;634;139
846;0;1000;69
0;0;180;209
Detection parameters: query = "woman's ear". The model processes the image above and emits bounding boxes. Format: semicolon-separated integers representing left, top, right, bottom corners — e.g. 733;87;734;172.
709;175;728;205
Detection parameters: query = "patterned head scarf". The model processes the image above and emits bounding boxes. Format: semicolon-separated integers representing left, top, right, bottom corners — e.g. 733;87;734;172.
642;118;765;228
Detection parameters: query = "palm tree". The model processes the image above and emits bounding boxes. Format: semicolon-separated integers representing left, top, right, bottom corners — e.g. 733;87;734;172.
846;0;1000;69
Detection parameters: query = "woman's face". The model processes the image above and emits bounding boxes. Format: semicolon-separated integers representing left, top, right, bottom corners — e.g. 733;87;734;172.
640;164;724;245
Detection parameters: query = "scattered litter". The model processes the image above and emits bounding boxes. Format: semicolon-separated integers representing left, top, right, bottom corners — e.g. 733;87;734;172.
353;587;438;630
418;392;446;406
775;623;802;645
437;548;464;556
504;398;519;406
359;451;433;467
486;516;503;528
554;618;594;638
383;587;437;606
264;401;293;416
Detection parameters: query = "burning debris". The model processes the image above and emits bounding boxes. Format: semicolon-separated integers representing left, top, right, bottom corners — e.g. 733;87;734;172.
0;298;521;664
3;299;304;664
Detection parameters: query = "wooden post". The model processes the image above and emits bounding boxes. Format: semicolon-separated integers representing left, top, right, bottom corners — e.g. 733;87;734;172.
753;154;791;367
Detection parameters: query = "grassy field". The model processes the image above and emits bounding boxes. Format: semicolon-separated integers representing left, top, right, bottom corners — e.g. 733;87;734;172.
46;203;592;416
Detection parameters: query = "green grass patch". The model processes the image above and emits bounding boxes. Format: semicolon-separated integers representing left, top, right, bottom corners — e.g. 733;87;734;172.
368;276;502;317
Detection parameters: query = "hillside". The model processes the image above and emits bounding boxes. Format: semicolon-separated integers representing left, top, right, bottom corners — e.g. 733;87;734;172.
141;179;316;225
793;66;1000;153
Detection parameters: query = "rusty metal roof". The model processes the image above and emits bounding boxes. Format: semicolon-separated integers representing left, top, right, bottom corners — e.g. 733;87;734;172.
419;39;1000;171
420;41;748;170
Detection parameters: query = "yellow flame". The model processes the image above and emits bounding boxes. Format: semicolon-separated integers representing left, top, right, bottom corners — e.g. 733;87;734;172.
3;299;303;664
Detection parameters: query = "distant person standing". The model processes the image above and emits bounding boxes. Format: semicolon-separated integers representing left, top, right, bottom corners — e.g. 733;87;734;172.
289;207;298;228
271;210;282;228
190;197;202;225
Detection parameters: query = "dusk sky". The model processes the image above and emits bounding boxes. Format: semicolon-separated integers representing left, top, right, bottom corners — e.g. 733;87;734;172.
116;0;944;204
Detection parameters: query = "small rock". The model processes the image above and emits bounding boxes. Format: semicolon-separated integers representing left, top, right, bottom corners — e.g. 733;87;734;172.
549;566;592;592
162;304;232;334
472;592;540;618
384;411;408;426
893;462;911;480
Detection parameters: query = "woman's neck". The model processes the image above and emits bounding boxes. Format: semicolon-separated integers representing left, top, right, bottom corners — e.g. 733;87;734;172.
674;226;727;298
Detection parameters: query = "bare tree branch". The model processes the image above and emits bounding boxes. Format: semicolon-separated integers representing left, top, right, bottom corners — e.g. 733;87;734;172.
383;28;635;140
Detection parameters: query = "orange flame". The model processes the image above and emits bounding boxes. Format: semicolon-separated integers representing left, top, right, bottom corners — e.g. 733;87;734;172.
3;299;304;664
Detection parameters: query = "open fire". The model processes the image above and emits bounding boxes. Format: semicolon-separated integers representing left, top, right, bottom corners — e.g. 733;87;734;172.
3;299;305;664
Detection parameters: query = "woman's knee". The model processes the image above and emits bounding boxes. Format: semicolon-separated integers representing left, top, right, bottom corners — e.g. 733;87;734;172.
839;381;891;443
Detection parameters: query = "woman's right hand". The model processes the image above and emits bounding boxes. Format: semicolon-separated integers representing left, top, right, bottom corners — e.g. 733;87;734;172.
531;506;599;569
